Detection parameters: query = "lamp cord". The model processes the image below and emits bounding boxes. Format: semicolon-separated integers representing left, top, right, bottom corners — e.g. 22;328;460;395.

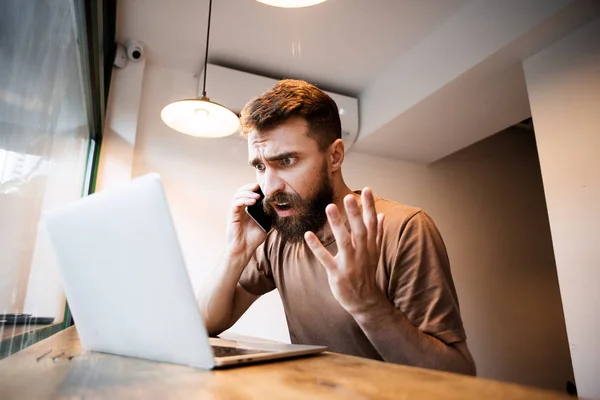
201;0;213;98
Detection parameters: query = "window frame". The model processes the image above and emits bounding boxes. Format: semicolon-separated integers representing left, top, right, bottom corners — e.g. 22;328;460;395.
0;0;116;359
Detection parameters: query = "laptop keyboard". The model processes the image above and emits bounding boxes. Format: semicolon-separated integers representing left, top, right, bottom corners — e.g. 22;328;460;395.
211;345;270;358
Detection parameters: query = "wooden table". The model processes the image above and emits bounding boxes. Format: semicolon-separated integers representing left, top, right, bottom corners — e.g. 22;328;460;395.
0;327;573;400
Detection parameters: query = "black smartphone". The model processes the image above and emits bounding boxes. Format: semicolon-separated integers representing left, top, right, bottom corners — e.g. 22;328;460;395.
245;187;273;232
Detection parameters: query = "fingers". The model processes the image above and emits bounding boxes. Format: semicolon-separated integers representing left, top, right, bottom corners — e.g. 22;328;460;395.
304;231;336;271
326;204;353;253
232;196;259;209
231;185;262;213
376;213;385;251
234;190;261;202
232;185;261;206
337;188;380;256
344;194;366;252
361;188;379;251
238;182;260;192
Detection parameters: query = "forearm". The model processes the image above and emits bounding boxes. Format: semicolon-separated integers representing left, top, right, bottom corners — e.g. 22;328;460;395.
198;252;250;336
352;296;476;375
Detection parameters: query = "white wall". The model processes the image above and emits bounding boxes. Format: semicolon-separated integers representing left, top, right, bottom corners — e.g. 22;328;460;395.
523;17;600;399
96;59;146;191
99;62;574;392
344;131;573;391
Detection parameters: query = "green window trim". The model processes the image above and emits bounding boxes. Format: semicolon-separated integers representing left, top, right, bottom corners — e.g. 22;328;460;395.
62;0;116;330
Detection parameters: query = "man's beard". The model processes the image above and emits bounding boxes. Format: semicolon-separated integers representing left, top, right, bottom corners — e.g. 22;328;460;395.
263;163;334;244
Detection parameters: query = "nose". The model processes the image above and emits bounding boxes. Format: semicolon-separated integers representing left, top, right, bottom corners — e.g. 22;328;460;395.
261;168;285;197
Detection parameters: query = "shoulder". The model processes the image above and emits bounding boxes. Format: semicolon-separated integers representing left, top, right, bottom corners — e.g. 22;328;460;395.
374;196;424;228
372;196;444;247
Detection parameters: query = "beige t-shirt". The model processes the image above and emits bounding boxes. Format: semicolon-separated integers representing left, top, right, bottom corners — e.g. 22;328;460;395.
239;194;466;360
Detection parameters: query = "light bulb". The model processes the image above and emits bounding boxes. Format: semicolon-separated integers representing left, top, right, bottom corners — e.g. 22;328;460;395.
256;0;327;8
160;99;240;138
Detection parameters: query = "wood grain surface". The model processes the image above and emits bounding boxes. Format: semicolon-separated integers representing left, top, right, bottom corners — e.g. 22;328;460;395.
0;327;573;400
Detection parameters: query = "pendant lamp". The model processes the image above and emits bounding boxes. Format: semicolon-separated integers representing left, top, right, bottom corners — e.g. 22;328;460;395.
161;0;240;138
256;0;328;8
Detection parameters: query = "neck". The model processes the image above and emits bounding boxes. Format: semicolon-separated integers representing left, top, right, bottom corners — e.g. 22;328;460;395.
331;174;357;220
312;174;356;241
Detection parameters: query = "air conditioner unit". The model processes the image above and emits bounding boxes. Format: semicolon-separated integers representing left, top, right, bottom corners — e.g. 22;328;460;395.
201;64;359;151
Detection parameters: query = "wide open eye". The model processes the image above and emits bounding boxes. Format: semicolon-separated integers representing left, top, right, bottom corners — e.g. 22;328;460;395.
281;157;296;166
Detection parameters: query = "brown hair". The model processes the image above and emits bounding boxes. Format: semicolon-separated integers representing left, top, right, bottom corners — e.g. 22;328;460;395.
239;79;341;152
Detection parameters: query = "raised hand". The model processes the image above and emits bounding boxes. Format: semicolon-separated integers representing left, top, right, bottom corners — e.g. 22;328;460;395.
304;187;386;314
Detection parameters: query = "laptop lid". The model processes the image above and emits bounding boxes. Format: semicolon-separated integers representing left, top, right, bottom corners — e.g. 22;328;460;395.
43;173;215;369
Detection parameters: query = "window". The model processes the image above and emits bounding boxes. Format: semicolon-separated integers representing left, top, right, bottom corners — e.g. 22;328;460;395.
0;0;103;358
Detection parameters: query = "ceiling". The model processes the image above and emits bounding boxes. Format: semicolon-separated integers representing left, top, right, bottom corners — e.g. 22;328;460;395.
116;0;600;163
116;0;468;96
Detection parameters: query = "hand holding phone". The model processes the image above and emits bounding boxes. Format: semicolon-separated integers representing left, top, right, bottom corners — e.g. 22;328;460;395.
245;187;273;232
225;184;269;260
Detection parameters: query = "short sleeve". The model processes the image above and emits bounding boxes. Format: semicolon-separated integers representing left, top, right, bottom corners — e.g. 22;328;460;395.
388;211;466;344
238;236;276;296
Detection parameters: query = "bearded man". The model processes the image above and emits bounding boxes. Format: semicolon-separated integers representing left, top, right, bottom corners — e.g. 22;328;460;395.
199;79;476;375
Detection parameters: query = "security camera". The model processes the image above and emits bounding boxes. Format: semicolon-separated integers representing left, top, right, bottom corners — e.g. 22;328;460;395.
126;40;145;62
113;43;128;69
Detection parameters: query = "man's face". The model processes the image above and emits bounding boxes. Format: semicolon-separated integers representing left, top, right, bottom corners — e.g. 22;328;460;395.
248;117;334;242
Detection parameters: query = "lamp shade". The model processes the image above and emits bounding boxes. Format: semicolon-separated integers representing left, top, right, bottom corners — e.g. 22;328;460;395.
256;0;327;8
160;97;240;138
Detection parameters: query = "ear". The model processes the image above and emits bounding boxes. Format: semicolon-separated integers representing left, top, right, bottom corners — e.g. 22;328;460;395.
328;139;345;172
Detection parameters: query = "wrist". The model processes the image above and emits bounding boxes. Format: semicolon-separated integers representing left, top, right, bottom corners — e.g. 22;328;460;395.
222;248;254;271
347;292;393;323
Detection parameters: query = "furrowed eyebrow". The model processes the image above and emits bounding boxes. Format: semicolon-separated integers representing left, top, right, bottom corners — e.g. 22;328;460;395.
249;151;300;167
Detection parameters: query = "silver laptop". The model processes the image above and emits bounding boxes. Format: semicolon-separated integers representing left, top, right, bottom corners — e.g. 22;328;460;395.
42;173;326;369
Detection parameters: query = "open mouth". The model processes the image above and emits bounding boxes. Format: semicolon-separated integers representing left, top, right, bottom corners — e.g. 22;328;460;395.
270;201;296;217
274;202;292;211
